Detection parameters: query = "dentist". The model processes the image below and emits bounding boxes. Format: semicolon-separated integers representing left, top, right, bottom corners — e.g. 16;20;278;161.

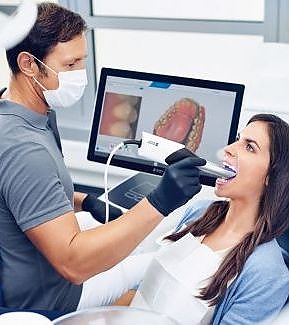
0;2;204;314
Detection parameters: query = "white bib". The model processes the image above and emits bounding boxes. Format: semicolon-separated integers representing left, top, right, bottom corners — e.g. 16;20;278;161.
131;233;226;325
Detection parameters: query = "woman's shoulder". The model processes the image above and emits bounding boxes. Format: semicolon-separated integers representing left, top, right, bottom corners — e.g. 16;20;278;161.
214;240;289;325
242;239;289;281
185;199;214;214
174;199;215;231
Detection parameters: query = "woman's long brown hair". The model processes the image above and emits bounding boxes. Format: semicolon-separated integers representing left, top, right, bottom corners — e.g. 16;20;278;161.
166;114;289;306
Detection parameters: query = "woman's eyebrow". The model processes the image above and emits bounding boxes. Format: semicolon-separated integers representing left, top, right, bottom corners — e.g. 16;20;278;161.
244;137;261;150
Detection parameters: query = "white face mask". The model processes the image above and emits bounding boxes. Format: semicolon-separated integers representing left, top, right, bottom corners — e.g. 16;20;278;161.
32;56;87;108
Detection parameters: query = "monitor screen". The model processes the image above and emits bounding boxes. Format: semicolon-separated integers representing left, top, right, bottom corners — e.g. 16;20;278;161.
87;68;244;186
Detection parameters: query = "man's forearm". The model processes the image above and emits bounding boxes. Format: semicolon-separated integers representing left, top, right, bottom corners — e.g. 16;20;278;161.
67;198;163;283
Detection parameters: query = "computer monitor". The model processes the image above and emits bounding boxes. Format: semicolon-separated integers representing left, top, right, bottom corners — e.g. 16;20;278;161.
87;68;244;189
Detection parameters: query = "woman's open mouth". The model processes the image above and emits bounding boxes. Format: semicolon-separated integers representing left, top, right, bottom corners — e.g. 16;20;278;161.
222;162;237;181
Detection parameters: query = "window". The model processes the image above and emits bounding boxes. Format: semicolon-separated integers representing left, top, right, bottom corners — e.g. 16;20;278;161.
92;0;264;21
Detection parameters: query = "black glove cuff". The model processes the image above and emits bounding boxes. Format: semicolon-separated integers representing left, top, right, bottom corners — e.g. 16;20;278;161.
81;194;106;223
147;191;170;216
81;194;99;212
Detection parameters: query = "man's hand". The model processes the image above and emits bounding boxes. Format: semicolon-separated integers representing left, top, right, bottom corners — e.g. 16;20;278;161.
147;149;206;216
82;194;123;223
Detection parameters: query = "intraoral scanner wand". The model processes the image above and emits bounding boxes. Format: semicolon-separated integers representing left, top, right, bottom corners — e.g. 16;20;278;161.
138;132;236;179
197;160;236;179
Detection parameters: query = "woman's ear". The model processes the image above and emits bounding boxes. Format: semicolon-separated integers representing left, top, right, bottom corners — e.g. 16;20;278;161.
17;52;39;77
265;175;269;186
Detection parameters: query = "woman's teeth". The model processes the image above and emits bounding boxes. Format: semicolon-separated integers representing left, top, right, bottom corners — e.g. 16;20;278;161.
222;162;237;180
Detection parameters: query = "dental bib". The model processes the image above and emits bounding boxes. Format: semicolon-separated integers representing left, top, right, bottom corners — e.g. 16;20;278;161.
130;233;227;325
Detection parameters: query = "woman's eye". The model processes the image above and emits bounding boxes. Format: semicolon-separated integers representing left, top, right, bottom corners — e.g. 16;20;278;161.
246;143;254;152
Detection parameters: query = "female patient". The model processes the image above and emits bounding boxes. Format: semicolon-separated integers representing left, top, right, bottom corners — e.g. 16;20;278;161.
77;114;289;324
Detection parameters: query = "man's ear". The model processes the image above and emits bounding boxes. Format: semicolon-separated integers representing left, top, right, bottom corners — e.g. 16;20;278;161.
17;52;39;77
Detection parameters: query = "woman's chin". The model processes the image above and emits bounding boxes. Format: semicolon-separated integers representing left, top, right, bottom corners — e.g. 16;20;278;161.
214;182;232;198
214;190;230;199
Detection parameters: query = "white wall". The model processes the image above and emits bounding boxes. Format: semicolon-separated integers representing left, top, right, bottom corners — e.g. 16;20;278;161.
92;0;264;21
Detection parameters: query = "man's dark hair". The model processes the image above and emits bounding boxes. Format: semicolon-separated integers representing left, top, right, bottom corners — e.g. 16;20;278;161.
6;2;87;74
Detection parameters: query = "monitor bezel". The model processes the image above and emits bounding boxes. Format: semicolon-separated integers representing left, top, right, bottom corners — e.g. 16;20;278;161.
87;67;245;186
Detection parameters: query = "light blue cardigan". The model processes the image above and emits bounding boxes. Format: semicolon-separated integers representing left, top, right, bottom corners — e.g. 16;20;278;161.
175;200;289;325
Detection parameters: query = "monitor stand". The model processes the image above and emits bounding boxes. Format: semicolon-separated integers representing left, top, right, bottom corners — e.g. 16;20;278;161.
108;172;161;210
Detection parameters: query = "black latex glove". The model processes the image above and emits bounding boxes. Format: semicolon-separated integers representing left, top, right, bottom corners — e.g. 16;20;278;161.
82;194;123;223
147;148;206;216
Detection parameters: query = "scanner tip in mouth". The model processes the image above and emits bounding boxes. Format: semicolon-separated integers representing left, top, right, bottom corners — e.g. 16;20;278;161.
223;162;237;180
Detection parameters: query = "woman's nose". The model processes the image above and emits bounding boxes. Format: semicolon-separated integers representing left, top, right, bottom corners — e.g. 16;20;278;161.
224;142;237;157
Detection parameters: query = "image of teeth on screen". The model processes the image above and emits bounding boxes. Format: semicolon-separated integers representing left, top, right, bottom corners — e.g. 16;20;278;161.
153;97;205;153
96;75;238;164
99;92;142;139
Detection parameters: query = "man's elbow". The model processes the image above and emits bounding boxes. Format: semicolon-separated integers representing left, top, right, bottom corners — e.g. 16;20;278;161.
58;257;112;285
58;263;86;285
54;253;88;285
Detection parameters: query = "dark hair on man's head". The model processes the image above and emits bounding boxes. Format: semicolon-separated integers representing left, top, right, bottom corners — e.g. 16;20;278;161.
6;2;87;74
